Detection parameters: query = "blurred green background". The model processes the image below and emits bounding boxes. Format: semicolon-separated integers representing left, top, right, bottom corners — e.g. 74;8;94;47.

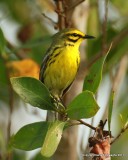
0;0;128;160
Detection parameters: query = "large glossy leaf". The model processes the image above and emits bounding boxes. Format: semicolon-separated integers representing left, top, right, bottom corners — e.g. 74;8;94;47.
11;121;50;150
11;121;65;154
10;77;54;110
66;91;100;119
41;121;65;157
83;54;108;93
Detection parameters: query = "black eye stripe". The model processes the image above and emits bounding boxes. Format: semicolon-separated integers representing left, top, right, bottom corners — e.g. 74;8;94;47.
66;33;83;38
72;33;78;37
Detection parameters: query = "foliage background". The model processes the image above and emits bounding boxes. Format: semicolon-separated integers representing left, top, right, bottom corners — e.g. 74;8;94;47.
0;0;128;160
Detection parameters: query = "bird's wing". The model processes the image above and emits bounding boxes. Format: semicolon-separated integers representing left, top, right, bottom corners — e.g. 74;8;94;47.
39;45;63;82
39;48;51;82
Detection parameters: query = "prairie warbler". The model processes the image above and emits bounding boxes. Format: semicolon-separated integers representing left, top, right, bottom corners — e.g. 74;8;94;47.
39;28;94;103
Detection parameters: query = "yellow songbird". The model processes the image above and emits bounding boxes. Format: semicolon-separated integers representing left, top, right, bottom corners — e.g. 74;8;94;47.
39;28;94;102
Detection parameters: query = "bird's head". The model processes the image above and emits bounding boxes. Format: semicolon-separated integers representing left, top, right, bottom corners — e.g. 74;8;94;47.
53;28;95;46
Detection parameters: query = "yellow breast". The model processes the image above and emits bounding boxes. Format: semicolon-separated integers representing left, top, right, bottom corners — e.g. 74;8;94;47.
44;45;80;97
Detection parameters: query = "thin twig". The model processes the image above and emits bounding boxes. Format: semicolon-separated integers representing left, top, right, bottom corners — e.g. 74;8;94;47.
56;0;65;30
62;0;69;27
68;120;96;130
78;120;96;130
55;9;66;18
1;55;13;160
42;13;57;26
62;0;86;13
111;124;128;144
103;119;107;128
102;54;128;122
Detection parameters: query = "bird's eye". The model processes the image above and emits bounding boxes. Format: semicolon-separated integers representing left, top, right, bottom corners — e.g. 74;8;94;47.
72;33;78;37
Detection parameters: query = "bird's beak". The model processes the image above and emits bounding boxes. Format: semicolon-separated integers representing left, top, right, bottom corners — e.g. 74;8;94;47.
84;35;95;39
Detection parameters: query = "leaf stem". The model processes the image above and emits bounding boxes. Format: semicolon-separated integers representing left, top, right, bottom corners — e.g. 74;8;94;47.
42;13;57;27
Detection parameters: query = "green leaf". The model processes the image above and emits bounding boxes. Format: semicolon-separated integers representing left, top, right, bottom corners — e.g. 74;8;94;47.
119;114;123;124
124;116;128;129
0;28;5;54
108;91;115;132
41;121;65;157
66;91;100;119
11;121;65;154
83;46;110;93
10;77;54;110
11;121;50;150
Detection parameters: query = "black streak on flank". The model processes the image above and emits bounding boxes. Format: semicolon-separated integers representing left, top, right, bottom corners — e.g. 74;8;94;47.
53;47;60;53
53;52;61;58
47;47;61;63
64;42;74;47
49;59;56;66
67;44;74;47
